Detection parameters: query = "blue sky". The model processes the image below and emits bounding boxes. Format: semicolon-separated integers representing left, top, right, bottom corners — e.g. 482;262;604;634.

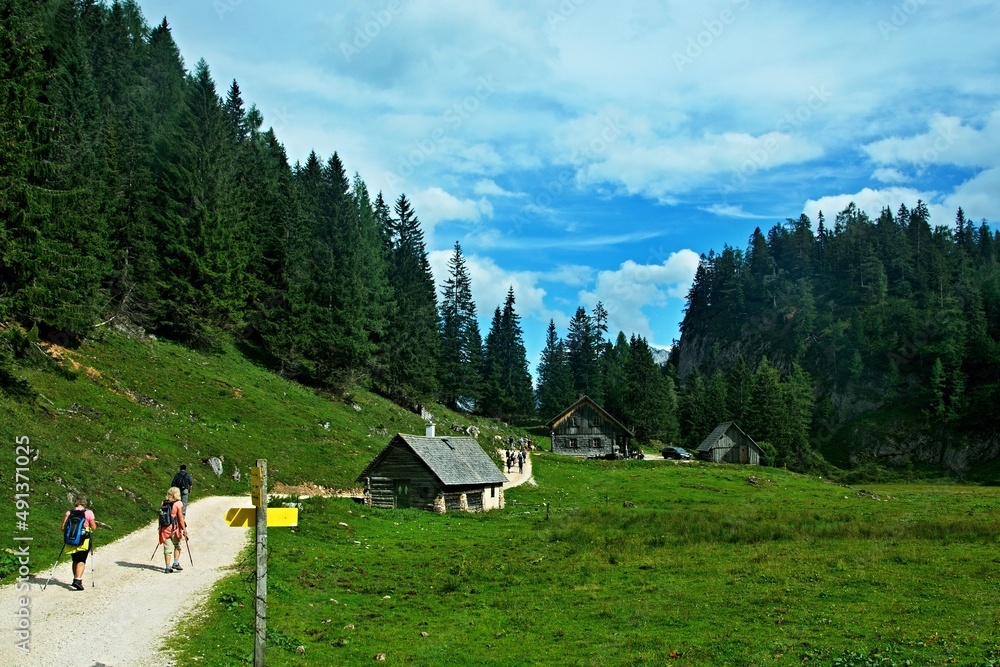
135;0;1000;373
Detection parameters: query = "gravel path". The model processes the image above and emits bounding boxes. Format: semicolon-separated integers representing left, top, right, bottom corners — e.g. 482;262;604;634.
501;450;533;489
2;495;252;667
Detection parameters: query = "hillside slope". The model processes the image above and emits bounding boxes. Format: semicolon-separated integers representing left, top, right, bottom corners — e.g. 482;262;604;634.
0;329;527;578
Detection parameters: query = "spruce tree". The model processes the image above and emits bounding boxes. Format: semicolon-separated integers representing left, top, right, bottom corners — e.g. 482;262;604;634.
481;287;534;419
601;331;630;421
623;335;671;445
150;58;241;346
438;241;482;410
536;320;575;420
380;194;439;401
0;0;45;324
566;306;603;401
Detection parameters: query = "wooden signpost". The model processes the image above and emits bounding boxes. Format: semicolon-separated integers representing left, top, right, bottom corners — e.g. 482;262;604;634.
226;459;299;667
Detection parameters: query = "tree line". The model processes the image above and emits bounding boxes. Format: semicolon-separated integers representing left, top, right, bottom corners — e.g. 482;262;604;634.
676;202;1000;468
0;0;537;415
3;2;996;470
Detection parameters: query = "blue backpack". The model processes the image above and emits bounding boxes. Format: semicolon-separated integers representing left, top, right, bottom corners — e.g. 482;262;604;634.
63;509;88;546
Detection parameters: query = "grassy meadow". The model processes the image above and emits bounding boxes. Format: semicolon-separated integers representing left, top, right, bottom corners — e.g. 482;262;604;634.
3;330;999;665
175;456;1000;666
0;331;527;578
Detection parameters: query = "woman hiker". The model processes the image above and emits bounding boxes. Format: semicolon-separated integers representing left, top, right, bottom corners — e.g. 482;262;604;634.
158;486;189;573
61;496;96;591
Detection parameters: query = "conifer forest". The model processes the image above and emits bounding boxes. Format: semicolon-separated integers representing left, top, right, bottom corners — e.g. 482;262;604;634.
2;0;998;475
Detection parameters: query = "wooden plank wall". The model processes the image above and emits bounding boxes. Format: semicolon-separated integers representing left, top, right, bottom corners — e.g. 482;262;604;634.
552;404;621;457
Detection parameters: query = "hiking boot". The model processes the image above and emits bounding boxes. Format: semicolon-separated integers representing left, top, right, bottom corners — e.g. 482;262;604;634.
164;566;173;573
71;579;84;591
172;563;183;571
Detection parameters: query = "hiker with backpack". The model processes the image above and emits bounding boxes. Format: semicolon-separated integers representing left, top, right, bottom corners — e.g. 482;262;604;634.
171;464;193;516
158;487;189;574
61;496;96;591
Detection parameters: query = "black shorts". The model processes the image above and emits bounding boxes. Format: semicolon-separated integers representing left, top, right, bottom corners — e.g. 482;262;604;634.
71;550;89;565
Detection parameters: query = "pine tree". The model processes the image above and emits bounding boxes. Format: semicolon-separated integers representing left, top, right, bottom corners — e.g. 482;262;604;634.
536;320;575;420
150;58;241;346
566;306;603;401
21;0;111;335
623;335;672;445
601;331;630;421
679;368;709;449
0;0;45;324
481;287;534;419
745;357;786;463
379;194;439;401
438;241;482;410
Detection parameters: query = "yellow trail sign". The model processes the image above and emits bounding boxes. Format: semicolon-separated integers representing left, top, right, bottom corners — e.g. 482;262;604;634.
225;507;299;528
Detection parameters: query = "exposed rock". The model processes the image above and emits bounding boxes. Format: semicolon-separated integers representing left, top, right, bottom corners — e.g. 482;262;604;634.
207;457;223;476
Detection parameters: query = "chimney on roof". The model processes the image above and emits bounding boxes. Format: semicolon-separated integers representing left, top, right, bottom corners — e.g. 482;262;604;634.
425;422;435;437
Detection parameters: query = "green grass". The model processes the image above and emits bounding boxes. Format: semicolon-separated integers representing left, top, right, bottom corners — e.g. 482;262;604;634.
174;456;1000;666
0;331;532;579
5;330;1000;664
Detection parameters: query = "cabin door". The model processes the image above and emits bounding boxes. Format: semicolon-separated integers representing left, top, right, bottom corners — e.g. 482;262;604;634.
740;445;749;463
394;480;410;508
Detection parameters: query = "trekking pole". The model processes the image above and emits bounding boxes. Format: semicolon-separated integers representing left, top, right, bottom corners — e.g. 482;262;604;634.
41;544;67;591
89;534;95;588
150;542;160;562
185;535;194;566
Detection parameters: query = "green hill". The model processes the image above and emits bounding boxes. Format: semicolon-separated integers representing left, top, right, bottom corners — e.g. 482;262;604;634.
0;328;531;578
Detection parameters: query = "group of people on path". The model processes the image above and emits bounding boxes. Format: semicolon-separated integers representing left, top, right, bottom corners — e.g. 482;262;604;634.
58;464;194;589
504;448;528;475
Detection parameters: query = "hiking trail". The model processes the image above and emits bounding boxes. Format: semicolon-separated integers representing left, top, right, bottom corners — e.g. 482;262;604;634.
1;495;252;667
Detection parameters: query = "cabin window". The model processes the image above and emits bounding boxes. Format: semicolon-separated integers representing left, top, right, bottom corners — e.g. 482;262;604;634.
490;487;496;498
570;416;578;427
569;438;578;448
591;438;602;448
593;416;602;427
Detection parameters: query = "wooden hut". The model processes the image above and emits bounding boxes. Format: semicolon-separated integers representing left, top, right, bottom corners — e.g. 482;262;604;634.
547;395;635;458
696;422;764;464
357;426;507;512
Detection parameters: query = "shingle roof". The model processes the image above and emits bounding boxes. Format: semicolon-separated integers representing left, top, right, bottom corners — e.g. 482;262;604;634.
697;421;756;452
545;395;636;437
358;434;507;486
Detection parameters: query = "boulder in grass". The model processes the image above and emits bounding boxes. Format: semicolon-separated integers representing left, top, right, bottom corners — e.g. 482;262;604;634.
208;457;223;476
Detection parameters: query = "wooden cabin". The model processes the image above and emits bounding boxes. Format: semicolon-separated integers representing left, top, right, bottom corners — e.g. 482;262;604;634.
696;422;764;464
547;395;635;458
357;426;507;513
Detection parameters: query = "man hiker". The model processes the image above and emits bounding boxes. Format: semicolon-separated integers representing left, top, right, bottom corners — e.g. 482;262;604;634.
171;464;193;515
158;487;189;574
61;496;96;591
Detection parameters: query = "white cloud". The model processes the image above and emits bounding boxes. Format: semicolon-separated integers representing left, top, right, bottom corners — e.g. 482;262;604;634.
943;168;1000;222
863;111;1000;169
578;249;700;345
543;264;595;287
701;203;773;219
556;108;824;200
872;167;909;184
802;187;952;226
473;179;522;197
410;187;493;231
427;250;559;325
